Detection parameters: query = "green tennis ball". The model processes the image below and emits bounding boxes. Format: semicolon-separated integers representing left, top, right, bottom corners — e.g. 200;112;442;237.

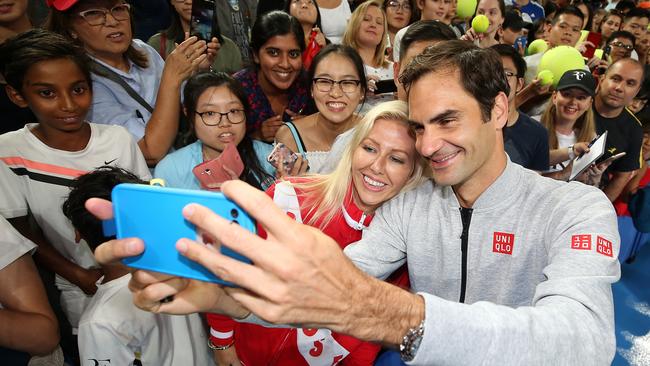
538;46;586;87
457;0;477;18
537;70;553;86
472;15;490;33
527;39;549;55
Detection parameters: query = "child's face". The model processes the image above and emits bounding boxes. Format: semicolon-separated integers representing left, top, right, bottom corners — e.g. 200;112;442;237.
12;58;91;133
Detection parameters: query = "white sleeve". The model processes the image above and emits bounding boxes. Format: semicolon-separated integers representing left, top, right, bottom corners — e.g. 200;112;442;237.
118;127;152;180
78;321;138;366
0;152;29;218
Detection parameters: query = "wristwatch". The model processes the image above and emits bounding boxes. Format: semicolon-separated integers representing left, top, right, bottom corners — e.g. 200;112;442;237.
400;319;425;362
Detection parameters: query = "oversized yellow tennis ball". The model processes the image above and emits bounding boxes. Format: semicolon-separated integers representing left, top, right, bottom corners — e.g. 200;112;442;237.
538;46;586;87
537;70;553;86
527;39;549;55
457;0;477;18
472;15;490;33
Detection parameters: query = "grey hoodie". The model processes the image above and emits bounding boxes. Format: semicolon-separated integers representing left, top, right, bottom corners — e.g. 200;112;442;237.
344;160;620;365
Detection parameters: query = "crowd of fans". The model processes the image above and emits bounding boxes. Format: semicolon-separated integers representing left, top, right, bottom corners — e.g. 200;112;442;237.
0;0;647;365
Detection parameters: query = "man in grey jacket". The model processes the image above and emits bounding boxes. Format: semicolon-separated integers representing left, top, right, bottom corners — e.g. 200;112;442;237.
91;41;620;365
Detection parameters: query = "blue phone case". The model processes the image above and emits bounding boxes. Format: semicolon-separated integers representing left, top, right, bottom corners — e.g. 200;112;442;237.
105;183;255;286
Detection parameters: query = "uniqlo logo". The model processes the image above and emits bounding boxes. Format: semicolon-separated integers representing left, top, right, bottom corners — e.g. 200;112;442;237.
571;234;591;250
596;236;613;257
493;232;514;255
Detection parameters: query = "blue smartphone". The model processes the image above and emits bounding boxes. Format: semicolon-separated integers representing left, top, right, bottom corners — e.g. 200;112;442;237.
104;183;255;286
515;36;528;50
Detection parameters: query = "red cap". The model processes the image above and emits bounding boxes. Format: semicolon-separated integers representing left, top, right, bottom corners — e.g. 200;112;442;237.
46;0;81;11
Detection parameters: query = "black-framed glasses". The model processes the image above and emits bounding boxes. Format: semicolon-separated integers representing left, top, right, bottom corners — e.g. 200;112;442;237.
609;41;634;51
313;78;361;94
504;71;518;79
291;0;315;5
195;109;246;126
78;3;131;26
385;0;412;11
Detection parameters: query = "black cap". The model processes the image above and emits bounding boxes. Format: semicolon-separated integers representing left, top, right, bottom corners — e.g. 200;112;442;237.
503;10;525;31
556;69;596;96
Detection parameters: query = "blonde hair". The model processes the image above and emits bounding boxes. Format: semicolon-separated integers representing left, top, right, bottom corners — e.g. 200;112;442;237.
342;0;390;69
541;90;596;149
290;100;429;228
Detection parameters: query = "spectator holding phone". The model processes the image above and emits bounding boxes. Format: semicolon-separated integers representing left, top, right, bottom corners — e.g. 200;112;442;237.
285;0;328;54
274;44;366;173
234;11;312;142
383;0;416;54
0;29;151;331
46;0;218;165
499;9;526;52
155;72;276;191
207;100;427;366
540;69;601;182
343;1;396;113
606;30;635;63
147;0;243;74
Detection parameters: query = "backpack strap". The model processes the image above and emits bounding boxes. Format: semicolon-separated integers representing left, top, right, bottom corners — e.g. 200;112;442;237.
90;60;154;114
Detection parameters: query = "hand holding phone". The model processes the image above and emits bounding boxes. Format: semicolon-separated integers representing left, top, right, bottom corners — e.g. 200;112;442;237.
193;143;244;191
267;143;299;175
373;79;397;95
190;0;224;44
105;184;255;286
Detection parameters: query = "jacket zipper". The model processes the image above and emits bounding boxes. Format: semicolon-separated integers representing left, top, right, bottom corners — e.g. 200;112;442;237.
459;207;474;303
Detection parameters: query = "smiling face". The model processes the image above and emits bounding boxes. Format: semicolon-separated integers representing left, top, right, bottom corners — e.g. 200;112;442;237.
351;118;417;213
608;36;634;62
552;88;592;124
418;0;451;21
476;0;504;35
600;14;622;39
254;33;303;92
193;85;247;155
70;1;133;61
357;5;385;48
385;0;412;32
408;70;507;189
548;13;583;47
12;58;91;134
312;53;363;124
289;0;318;26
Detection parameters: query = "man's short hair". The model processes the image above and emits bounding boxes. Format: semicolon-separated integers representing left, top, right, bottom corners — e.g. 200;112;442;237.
607;30;636;47
490;44;527;78
399;20;457;62
551;6;585;25
400;40;509;122
623;7;649;22
62;166;147;250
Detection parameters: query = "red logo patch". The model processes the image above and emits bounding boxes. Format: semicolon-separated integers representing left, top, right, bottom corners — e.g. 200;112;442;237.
571;234;592;250
493;232;514;255
596;236;613;257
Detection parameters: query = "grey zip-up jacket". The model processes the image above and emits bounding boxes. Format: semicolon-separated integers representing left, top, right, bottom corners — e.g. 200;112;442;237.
344;160;620;365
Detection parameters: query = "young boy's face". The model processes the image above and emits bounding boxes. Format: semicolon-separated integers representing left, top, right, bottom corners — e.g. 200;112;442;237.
9;58;91;133
501;27;522;46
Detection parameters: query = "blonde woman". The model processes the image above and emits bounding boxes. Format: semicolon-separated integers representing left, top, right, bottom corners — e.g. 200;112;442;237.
541;70;597;181
342;0;395;112
207;100;428;366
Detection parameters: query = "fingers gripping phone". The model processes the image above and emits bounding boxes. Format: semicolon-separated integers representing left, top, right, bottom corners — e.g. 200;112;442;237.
103;184;255;286
582;32;602;59
193;143;244;191
190;0;224;43
267;143;299;175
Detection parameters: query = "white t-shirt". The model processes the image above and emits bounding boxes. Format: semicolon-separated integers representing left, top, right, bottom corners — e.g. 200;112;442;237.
319;0;351;44
361;63;397;114
78;274;212;366
0;215;36;272
0;123;151;271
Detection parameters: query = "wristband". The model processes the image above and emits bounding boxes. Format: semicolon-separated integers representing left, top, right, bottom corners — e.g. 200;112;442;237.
568;145;576;160
208;339;234;351
400;319;425;362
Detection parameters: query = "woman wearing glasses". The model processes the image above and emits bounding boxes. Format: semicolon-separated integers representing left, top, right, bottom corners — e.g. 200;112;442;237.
46;0;216;165
154;72;276;191
383;0;415;52
274;44;367;174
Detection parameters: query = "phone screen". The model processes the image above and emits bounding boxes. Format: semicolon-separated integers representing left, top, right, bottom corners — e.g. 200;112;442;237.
190;0;222;43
